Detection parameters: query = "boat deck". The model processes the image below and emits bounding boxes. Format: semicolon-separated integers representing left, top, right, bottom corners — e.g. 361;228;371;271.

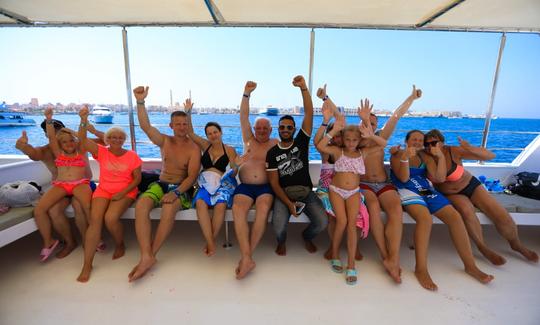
1;221;539;325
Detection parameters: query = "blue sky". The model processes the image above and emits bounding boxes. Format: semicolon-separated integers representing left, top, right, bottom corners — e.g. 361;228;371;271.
1;27;539;117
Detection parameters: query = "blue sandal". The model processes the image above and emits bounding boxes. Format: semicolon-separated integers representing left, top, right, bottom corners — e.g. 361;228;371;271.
330;259;343;273
345;268;357;285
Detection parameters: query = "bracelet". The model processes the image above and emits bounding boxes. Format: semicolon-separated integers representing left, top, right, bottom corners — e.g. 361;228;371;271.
321;123;328;127
80;122;87;127
136;100;145;105
301;88;308;92
325;133;333;140
400;159;409;163
173;188;182;198
243;94;250;98
322;95;329;101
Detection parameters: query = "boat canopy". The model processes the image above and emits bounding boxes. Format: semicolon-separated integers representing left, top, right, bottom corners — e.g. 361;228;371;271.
1;0;539;33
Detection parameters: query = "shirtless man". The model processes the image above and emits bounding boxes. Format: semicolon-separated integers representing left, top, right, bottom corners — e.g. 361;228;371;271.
359;85;422;283
15;118;103;259
233;81;278;279
267;75;327;257
129;86;200;282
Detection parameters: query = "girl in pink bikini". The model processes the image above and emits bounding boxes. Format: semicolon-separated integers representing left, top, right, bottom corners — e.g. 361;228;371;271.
77;106;142;282
34;108;92;262
314;86;366;262
316;109;387;285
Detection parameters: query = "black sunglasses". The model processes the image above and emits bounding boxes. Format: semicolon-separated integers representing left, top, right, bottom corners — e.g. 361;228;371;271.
425;140;439;147
279;125;295;131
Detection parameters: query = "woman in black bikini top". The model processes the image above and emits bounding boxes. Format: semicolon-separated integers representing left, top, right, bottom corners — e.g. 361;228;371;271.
185;101;239;257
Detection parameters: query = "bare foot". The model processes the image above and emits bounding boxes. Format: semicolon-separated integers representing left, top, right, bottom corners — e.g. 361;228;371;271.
236;258;256;280
324;247;332;260
465;266;494;284
56;242;78;259
511;243;539;263
275;243;286;256
478;246;506;265
355;250;363;261
415;269;438;291
204;242;216;257
112;243;125;260
77;265;92;283
383;259;402;284
128;257;157;282
304;240;317;253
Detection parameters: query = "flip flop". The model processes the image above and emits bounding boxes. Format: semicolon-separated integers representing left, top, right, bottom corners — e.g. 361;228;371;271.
96;241;107;253
330;259;343;273
345;268;357;285
40;239;60;262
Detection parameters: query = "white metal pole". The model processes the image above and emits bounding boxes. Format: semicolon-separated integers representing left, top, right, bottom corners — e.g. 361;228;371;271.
122;27;137;151
480;33;506;150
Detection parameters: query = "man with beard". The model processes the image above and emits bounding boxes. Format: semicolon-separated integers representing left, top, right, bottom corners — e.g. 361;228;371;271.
266;75;327;256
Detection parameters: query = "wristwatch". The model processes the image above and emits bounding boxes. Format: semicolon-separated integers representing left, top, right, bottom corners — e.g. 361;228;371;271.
173;188;182;198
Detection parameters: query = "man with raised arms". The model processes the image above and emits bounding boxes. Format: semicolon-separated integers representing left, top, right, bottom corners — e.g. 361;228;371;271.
233;81;278;279
266;75;327;257
15;117;103;259
129;86;200;282
359;85;421;283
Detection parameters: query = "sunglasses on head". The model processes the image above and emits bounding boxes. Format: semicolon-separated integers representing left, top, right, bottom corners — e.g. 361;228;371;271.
425;140;439;147
279;125;295;131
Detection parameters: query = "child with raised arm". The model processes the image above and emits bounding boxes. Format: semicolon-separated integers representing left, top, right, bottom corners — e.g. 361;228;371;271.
313;85;366;261
77;106;142;282
316;112;387;285
34;108;92;262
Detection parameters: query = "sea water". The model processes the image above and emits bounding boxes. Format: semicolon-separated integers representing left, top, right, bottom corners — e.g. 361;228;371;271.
1;113;539;163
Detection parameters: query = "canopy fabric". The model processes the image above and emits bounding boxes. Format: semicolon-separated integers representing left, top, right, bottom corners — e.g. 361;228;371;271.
1;0;539;32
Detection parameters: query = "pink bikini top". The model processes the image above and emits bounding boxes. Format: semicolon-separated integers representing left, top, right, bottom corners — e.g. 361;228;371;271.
55;153;86;168
334;150;365;175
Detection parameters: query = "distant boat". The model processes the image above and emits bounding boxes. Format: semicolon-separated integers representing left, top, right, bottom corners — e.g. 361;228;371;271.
91;106;114;124
0;104;36;127
260;106;279;116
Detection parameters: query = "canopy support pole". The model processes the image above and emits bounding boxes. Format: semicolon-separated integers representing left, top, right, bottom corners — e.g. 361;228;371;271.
122;27;137;151
308;28;315;94
480;33;506;154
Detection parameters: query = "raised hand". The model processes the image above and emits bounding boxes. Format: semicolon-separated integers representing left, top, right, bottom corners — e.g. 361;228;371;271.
429;141;444;158
321;102;333;122
79;105;89;120
389;144;401;155
333;114;346;132
316;84;327;99
359;123;374;139
411;85;422;100
358;98;373;121
44;107;53;120
244;81;257;95
458;136;472;151
404;145;419;159
292;75;307;89
183;98;194;114
133;86;149;101
16;131;29;147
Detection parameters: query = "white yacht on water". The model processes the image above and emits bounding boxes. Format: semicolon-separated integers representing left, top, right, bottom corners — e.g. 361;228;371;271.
1;1;540;325
91;105;114;124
